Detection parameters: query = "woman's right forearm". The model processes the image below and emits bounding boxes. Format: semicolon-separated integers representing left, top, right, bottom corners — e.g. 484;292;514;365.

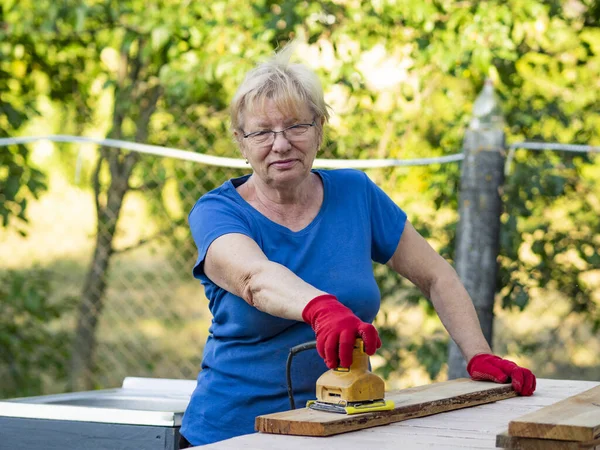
241;260;326;320
202;233;326;320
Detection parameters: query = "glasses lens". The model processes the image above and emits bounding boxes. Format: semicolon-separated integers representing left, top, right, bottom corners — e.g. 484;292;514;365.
245;121;314;145
249;132;273;145
286;124;311;138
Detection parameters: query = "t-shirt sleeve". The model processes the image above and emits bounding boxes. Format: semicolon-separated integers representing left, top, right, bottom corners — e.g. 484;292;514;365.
365;173;407;264
188;193;253;278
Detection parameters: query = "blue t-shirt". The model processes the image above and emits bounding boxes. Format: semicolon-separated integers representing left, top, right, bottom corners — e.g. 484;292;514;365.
180;168;407;446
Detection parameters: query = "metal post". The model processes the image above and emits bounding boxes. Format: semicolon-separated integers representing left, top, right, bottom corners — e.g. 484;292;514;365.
447;80;506;379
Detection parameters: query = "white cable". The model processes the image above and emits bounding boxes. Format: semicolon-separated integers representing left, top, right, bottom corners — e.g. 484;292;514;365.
505;142;599;175
508;142;600;153
0;135;463;169
315;153;464;168
0;135;248;168
2;135;596;172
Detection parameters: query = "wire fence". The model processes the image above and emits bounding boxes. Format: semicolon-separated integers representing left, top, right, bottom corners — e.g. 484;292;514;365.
2;135;597;170
0;134;598;395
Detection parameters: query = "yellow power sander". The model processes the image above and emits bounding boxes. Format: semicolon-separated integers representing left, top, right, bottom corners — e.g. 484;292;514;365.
286;338;395;415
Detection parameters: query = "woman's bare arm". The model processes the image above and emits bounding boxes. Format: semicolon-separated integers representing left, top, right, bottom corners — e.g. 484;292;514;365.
203;233;326;320
386;221;492;361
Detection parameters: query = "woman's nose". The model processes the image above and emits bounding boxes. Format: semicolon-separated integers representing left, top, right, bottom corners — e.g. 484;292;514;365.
271;131;292;151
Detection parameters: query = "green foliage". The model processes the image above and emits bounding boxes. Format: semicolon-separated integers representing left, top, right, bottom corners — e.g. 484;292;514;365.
408;337;449;381
0;269;75;398
0;145;46;234
0;5;48;233
499;151;599;319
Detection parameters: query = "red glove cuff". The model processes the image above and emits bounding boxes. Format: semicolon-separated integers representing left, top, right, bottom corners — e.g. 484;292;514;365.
302;294;348;327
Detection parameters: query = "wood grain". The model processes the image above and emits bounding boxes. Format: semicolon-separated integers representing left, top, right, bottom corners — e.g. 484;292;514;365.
508;386;600;442
496;431;600;449
255;378;516;437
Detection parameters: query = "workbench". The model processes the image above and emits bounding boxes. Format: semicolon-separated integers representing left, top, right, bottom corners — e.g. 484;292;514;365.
197;378;599;449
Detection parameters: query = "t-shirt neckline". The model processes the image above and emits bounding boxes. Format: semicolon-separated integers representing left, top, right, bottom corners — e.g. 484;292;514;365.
226;169;328;236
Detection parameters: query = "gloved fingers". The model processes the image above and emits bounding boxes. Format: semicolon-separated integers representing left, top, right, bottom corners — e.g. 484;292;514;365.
338;329;357;368
316;334;326;361
526;371;537;396
498;358;519;375
323;333;341;369
512;368;536;396
471;361;510;383
376;333;382;350
357;323;380;355
510;367;524;393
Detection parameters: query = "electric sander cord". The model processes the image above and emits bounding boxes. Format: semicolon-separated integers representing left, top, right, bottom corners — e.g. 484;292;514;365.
286;340;317;410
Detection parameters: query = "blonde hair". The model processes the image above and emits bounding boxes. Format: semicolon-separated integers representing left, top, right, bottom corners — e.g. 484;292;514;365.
230;42;330;133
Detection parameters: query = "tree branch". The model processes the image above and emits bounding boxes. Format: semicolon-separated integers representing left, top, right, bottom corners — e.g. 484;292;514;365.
112;228;173;255
92;153;103;216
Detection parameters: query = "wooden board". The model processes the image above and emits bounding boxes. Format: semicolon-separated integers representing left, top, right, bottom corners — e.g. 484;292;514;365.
496;431;600;449
255;378;516;437
508;385;600;442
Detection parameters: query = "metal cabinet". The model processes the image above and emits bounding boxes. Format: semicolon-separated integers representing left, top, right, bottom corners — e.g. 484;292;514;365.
0;377;196;450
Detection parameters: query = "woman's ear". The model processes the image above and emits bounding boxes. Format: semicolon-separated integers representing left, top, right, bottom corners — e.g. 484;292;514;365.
232;129;248;162
316;122;325;151
234;129;244;147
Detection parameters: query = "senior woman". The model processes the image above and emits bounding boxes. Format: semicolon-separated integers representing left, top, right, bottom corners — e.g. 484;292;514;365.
179;44;536;447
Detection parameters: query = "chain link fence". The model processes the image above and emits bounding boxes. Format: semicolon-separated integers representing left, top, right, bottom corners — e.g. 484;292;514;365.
2;122;457;394
0;137;245;394
1;125;598;396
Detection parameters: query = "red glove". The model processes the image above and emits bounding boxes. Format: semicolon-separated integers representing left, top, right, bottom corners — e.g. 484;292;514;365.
302;294;381;369
467;353;536;396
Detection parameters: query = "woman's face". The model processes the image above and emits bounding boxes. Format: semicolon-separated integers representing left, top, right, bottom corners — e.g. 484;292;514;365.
237;99;321;190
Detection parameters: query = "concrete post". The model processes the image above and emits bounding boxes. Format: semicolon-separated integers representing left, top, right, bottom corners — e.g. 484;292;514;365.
447;81;506;379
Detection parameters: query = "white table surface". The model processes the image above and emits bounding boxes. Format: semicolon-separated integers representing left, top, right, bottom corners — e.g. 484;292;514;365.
196;378;599;449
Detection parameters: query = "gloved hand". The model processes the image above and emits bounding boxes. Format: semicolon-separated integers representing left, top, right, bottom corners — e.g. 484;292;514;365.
302;294;381;369
467;353;536;396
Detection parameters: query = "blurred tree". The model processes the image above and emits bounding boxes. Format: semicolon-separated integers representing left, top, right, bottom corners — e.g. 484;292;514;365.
2;0;599;389
4;0;189;390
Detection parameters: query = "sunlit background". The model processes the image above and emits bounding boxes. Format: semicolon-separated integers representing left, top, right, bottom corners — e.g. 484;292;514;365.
1;0;599;398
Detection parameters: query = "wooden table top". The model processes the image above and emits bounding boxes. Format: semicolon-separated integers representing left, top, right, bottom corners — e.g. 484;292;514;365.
198;378;599;449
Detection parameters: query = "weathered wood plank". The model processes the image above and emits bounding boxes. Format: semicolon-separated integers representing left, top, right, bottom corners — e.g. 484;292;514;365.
496;431;600;449
205;426;495;450
256;378;516;437
196;380;598;450
508;386;600;442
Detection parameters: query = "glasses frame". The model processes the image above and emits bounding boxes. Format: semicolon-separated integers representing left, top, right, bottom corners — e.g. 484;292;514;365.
242;118;316;145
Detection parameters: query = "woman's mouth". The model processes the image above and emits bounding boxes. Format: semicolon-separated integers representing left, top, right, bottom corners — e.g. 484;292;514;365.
270;159;298;169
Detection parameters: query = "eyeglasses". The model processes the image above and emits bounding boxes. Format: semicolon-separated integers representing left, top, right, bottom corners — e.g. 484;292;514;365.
242;119;316;146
